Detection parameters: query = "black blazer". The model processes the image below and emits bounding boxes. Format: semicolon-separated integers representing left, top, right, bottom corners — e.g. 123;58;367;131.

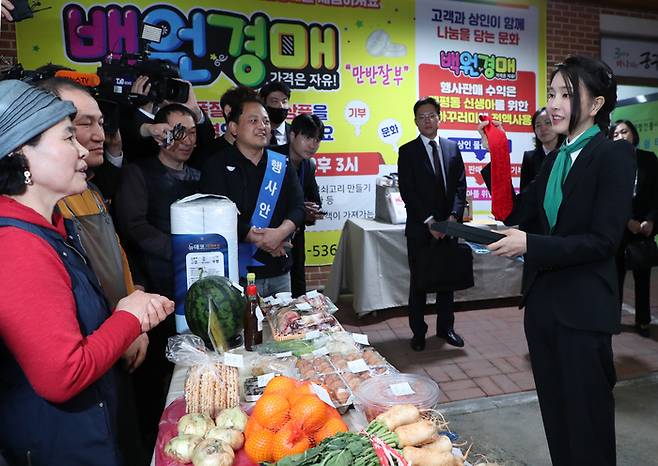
507;133;636;334
397;136;466;240
631;148;658;226
520;147;549;190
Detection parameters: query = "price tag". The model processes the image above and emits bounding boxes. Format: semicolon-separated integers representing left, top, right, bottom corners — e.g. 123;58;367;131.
223;352;244;368
352;333;370;345
347;359;369;373
257;372;276;388
304;330;321;340
305;290;320;298
230;282;244;294
390;382;415;396
295;302;313;311
310;383;335;408
313;346;329;356
255;306;264;332
274;351;293;358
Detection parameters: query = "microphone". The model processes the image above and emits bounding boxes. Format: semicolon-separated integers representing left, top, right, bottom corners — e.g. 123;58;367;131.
54;70;101;87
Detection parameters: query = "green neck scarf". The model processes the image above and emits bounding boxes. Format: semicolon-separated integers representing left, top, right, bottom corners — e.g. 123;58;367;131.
543;125;600;230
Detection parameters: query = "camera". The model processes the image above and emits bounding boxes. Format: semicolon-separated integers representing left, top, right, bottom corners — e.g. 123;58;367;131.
96;56;189;105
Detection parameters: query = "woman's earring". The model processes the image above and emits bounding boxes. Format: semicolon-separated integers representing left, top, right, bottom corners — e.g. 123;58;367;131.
23;170;33;186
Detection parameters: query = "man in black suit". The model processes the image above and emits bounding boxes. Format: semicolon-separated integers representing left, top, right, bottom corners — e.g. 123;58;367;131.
397;97;467;351
259;81;292;145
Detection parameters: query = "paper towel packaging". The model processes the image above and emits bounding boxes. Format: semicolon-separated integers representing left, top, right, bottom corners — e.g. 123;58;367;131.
171;194;239;333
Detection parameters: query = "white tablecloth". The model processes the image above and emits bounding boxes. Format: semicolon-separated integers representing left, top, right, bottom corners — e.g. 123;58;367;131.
325;218;523;316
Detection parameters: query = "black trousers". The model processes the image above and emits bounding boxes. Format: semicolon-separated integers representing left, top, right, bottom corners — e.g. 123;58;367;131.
615;249;651;326
524;294;617;466
290;228;307;298
407;237;455;337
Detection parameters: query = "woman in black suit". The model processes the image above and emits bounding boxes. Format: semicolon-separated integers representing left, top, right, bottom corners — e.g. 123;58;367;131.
610;119;658;337
521;107;566;190
480;56;636;466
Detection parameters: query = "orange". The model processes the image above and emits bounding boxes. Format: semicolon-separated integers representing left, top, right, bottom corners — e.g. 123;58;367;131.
244;416;262;438
290;394;328;433
313;417;348;444
287;381;315;405
271;420;311;461
263;375;298;397
252;393;291;431
245;424;275;463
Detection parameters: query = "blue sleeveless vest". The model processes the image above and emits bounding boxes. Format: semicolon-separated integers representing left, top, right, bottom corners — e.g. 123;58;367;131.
0;217;123;466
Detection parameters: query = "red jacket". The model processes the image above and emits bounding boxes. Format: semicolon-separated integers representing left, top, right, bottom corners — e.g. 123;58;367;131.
0;196;140;403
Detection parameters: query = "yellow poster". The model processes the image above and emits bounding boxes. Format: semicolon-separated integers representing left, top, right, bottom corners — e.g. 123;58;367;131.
16;0;545;266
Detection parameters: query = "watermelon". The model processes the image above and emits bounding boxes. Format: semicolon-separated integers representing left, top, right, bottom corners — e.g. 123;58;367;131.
185;275;246;350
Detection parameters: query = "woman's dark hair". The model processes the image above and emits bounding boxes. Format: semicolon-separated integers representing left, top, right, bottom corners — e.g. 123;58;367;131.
550;55;617;133
154;103;197;124
0;133;42;196
531;107;566;151
609;119;640;147
227;96;266;125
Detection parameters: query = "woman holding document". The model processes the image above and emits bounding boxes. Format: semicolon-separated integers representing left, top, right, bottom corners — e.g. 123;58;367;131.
478;56;635;466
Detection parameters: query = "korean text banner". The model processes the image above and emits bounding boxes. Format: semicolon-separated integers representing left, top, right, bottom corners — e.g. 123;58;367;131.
17;0;545;266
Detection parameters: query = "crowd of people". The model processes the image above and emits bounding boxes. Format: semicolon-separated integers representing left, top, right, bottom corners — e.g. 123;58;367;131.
0;67;324;464
0;46;656;466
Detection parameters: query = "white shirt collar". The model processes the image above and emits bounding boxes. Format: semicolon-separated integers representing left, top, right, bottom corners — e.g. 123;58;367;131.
419;133;440;147
566;128;589;145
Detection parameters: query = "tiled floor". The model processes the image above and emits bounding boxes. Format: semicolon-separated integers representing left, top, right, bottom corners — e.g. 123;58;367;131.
335;271;658;404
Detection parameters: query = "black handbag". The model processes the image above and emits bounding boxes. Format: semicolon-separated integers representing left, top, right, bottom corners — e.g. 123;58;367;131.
624;237;658;271
419;239;474;292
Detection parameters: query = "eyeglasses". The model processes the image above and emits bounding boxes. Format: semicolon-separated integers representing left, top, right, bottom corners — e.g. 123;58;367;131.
415;113;439;121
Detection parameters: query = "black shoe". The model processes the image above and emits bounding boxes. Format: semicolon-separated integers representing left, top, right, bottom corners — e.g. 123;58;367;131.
636;324;651;338
437;328;464;348
410;335;426;351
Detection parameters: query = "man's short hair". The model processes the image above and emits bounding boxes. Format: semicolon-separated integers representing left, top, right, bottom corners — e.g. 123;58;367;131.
259;81;291;101
219;85;258;117
290;114;325;140
413;97;440;118
36;77;91;98
154;103;197;124
227;96;266;125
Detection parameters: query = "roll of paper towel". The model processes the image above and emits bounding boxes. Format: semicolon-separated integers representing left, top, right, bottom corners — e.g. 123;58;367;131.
171;194;238;333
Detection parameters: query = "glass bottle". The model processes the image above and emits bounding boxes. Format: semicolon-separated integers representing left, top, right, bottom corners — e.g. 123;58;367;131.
243;273;263;351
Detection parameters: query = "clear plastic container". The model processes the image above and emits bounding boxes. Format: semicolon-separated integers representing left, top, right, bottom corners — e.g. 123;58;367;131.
353;373;440;421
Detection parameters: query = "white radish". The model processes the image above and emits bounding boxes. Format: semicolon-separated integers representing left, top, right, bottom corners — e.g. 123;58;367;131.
395;420;437;446
376;404;421;430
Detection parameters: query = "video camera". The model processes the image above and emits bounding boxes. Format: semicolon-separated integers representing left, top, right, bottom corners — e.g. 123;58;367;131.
96;54;189;106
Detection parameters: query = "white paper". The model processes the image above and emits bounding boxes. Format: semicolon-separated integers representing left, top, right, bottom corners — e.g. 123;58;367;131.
310;383;335;408
296;302;313;311
257;373;276;388
390;382;415;396
274;351;293;358
347;359;369;373
313;346;330;356
352;333;370;345
223;352;244;368
255;306;264;332
305;290;320;298
305;330;321;340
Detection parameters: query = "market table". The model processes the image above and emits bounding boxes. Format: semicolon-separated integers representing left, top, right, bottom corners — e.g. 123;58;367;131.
324;218;523;317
